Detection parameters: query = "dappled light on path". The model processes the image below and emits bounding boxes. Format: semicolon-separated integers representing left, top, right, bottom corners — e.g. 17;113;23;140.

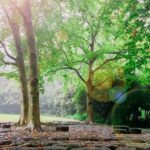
0;121;150;149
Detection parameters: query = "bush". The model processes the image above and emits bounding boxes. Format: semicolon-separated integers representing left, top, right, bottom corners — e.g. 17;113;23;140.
94;112;106;124
71;113;87;121
111;87;150;127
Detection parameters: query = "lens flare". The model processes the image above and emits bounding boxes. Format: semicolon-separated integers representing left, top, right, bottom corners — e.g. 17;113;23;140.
109;86;127;104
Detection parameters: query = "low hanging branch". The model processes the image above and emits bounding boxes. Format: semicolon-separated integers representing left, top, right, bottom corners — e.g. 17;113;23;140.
0;41;17;62
67;67;86;83
48;65;86;83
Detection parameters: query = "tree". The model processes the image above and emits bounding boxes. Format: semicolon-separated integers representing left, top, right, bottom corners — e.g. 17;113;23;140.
121;0;150;87
38;0;126;123
21;0;41;131
0;0;41;130
0;1;29;125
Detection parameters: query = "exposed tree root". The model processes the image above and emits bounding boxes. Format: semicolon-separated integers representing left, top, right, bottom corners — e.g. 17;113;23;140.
18;117;28;126
25;122;43;132
84;119;94;125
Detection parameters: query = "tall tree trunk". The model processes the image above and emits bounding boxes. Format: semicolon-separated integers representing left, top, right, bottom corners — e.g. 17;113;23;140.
13;24;29;125
23;0;41;131
4;4;29;125
85;32;97;123
86;93;94;123
86;63;94;123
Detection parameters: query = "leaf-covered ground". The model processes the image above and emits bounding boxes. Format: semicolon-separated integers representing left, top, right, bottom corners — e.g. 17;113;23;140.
0;121;150;150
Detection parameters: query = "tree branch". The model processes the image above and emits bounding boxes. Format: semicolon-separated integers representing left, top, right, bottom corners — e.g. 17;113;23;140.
104;49;128;55
2;59;17;66
61;46;89;65
1;2;21;51
72;34;90;45
72;60;89;65
62;49;70;64
68;67;86;83
48;66;86;83
0;41;17;61
93;76;111;89
81;12;90;27
94;56;118;72
90;9;102;52
10;0;26;20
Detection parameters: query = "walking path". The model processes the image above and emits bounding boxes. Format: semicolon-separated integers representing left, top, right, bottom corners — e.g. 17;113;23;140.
0;122;150;150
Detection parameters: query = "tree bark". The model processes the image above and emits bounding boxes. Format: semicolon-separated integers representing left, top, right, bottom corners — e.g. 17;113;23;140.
86;63;94;123
22;0;41;131
86;93;94;123
4;4;29;126
14;24;29;125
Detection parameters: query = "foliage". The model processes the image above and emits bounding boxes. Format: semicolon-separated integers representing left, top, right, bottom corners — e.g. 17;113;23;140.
111;87;150;127
94;112;106;124
0;70;18;80
71;113;87;121
70;112;108;124
122;0;150;87
72;84;86;114
34;0;150;123
0;51;4;66
0;0;149;125
37;0;125;81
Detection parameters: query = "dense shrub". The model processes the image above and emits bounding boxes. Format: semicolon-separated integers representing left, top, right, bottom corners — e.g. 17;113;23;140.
111;87;150;127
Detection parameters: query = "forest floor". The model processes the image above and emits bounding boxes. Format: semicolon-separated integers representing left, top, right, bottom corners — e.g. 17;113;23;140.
0;121;150;150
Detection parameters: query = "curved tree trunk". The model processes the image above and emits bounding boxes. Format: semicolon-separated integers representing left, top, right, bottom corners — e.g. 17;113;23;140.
13;25;29;125
23;0;41;131
4;5;29;126
16;30;29;125
13;24;29;125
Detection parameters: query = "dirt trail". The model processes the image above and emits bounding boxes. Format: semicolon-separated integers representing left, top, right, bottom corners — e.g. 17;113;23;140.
0;122;150;150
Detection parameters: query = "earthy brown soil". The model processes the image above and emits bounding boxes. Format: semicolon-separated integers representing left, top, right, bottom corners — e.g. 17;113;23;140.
0;122;150;150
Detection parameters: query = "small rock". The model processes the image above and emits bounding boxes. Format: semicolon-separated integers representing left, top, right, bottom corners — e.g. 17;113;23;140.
129;128;142;134
56;125;69;132
0;140;12;145
113;126;129;133
51;136;69;140
109;145;117;150
1;124;11;128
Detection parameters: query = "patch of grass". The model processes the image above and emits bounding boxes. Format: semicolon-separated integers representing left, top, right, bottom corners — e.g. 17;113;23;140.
0;114;79;123
68;113;107;124
69;113;87;121
41;115;79;123
0;114;19;122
